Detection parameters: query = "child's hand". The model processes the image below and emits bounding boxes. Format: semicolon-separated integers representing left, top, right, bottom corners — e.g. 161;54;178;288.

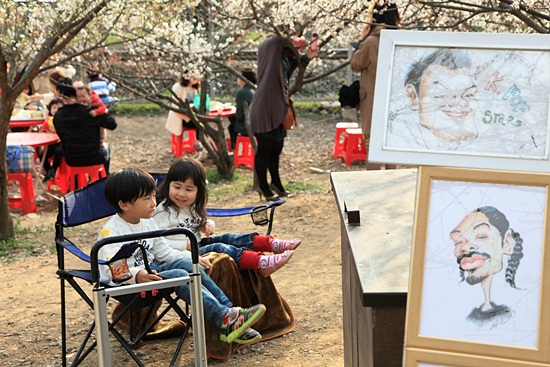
90;110;97;117
136;269;163;283
202;222;215;237
199;257;212;275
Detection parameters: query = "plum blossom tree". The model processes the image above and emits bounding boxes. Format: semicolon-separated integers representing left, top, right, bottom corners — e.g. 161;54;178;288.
0;0;196;240
405;0;550;33
97;0;549;180
96;0;375;178
1;0;548;240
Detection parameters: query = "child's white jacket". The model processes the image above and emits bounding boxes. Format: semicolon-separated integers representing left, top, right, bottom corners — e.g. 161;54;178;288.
97;214;189;286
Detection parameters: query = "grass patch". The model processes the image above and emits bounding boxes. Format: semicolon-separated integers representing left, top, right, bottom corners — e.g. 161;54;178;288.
0;223;54;262
112;101;340;117
207;169;253;200
285;181;326;194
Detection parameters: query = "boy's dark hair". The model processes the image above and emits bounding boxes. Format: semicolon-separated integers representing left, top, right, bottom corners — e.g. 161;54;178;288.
241;68;257;85
47;98;64;115
56;77;76;99
105;168;156;213
157;158;208;225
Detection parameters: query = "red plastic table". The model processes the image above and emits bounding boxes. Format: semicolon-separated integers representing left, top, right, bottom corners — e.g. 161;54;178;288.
7;132;59;148
9;118;47;132
206;106;236;118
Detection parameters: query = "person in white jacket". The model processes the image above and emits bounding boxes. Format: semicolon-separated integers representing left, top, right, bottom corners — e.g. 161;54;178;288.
98;167;265;344
153;158;301;278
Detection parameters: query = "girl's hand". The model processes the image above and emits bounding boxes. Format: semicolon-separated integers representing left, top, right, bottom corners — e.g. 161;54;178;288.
199;257;212;275
135;269;163;283
202;222;215;237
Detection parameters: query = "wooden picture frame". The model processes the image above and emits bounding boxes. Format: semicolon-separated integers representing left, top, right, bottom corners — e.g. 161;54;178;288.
404;166;550;364
369;30;550;173
405;348;550;367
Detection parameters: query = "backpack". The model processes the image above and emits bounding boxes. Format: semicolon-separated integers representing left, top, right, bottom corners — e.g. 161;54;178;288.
338;80;360;108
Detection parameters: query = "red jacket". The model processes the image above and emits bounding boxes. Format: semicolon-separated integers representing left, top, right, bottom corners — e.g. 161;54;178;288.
91;90;107;115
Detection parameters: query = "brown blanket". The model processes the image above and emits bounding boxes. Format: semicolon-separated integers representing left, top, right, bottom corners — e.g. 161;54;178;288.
203;252;295;360
112;253;295;360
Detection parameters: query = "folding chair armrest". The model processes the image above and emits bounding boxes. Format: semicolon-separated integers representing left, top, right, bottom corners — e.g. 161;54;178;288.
56;237;108;265
268;199;286;208
90;228;199;284
265;199;285;236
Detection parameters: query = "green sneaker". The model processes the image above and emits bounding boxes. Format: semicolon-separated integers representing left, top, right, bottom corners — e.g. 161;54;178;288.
219;304;266;343
234;328;262;345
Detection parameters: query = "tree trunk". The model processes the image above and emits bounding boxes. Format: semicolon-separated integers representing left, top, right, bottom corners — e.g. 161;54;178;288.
0;104;16;241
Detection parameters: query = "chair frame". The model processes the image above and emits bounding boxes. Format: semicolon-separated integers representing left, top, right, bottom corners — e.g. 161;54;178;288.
55;179;207;367
90;228;206;367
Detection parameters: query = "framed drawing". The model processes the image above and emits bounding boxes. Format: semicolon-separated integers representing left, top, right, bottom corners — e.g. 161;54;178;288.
404;348;550;367
369;30;550;172
404;166;550;364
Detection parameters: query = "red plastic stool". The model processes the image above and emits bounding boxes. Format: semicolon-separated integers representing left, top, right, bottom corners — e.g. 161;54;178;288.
333;122;359;158
68;164;107;192
171;128;199;158
48;160;106;194
8;172;36;215
233;135;255;169
48;158;70;194
340;128;367;166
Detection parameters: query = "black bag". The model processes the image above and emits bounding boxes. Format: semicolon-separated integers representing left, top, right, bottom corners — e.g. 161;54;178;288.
338;80;360;108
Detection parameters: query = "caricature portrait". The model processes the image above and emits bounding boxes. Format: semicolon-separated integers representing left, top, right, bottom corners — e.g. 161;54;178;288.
375;34;550;164
417;179;545;348
450;206;523;327
403;49;479;148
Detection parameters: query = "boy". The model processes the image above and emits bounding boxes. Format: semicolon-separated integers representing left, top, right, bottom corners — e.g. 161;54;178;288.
98;167;265;344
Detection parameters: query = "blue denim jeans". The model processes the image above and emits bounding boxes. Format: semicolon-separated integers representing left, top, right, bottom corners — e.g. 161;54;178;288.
199;232;257;265
150;257;232;325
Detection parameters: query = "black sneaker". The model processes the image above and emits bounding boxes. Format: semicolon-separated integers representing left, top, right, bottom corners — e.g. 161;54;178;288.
234;328;262;345
42;169;55;183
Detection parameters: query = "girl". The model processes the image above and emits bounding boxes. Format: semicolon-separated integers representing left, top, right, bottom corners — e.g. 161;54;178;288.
41;98;64;182
153;158;301;277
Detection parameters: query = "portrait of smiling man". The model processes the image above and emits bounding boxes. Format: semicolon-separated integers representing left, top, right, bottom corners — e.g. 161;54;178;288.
449;206;524;327
404;48;479;148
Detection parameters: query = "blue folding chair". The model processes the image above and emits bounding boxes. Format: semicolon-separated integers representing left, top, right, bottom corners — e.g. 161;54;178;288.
55;178;206;367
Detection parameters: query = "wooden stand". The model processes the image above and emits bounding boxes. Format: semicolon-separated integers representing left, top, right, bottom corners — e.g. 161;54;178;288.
331;169;418;367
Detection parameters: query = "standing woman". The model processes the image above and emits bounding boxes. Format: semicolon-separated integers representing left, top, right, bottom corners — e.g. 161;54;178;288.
250;34;319;201
165;73;201;139
351;1;400;170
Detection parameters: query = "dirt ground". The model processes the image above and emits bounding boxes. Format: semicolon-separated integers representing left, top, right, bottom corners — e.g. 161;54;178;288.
0;112;365;367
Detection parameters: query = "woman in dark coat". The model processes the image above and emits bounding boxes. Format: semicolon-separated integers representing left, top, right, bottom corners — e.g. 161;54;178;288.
249;34;318;201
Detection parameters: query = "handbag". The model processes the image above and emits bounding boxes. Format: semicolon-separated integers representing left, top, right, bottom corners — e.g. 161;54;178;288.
282;96;297;131
6;145;35;172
